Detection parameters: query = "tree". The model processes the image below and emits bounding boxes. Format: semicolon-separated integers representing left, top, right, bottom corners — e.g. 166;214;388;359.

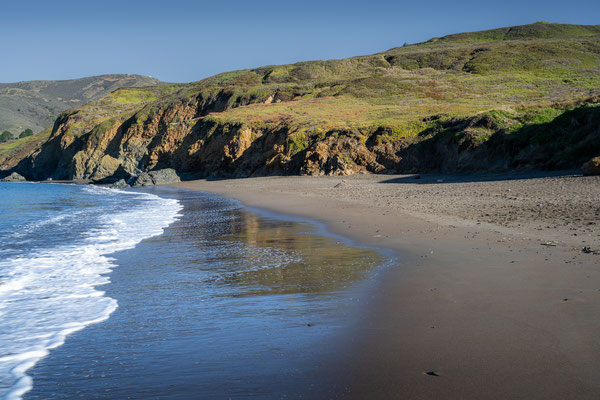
0;130;14;143
19;128;34;138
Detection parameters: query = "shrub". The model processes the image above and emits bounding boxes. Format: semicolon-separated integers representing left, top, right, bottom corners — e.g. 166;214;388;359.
19;128;34;138
0;130;14;142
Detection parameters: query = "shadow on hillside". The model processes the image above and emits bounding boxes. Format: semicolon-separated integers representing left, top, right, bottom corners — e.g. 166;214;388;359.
380;170;582;185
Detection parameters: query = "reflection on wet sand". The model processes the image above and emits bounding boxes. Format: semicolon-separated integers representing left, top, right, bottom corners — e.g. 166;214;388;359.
219;210;385;295
170;201;385;296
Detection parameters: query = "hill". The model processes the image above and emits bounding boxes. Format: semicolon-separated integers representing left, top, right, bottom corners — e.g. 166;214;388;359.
0;74;162;134
0;74;162;168
4;22;600;181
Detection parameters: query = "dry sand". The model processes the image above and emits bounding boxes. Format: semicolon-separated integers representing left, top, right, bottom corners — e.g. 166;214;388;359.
171;172;600;399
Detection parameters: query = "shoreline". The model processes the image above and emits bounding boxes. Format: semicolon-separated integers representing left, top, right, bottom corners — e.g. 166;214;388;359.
170;173;600;399
0;183;181;400
23;187;385;399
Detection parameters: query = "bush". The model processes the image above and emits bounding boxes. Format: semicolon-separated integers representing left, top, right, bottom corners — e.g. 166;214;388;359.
0;130;14;142
19;128;34;138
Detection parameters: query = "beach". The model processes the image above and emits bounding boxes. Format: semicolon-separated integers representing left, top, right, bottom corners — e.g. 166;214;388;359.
172;172;600;399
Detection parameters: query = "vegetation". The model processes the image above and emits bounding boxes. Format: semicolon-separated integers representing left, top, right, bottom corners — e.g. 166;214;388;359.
0;128;51;166
427;22;600;43
0;131;13;143
0;128;35;143
176;22;599;141
19;129;33;138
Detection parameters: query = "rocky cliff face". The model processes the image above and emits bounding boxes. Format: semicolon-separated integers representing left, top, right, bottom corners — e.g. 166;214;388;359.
15;92;599;182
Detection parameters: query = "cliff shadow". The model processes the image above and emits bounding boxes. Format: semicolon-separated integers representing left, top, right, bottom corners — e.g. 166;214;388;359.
379;170;582;185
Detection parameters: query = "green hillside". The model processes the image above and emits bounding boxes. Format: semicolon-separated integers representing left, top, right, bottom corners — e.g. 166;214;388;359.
426;21;600;43
4;22;600;180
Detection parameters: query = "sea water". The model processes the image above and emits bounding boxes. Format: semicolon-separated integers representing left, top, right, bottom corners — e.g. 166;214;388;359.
1;183;387;399
0;183;181;399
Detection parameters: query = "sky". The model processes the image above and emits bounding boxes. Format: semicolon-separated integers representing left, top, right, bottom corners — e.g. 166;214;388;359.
1;0;599;83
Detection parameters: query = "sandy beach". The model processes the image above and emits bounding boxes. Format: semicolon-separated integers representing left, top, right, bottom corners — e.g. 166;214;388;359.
172;172;600;399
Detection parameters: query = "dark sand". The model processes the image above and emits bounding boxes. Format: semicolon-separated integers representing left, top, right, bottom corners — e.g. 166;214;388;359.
171;173;600;399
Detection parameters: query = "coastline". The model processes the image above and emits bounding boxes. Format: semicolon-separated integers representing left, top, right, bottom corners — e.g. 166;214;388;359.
21;186;386;399
171;173;600;399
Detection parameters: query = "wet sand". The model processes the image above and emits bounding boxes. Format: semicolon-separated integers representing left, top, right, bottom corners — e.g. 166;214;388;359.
171;172;600;399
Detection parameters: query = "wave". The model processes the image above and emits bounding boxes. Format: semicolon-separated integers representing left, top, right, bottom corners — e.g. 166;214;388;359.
0;187;182;400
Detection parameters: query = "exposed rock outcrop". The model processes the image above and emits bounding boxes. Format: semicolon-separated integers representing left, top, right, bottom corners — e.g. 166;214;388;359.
129;169;181;187
582;156;600;176
1;172;26;182
109;179;129;189
11;97;600;182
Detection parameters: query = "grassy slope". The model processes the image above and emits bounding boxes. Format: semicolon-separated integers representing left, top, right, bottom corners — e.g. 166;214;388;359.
0;129;52;168
57;84;184;137
4;22;600;172
203;23;600;133
182;22;600;162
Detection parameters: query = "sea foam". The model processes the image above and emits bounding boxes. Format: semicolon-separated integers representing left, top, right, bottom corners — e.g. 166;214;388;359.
0;186;181;400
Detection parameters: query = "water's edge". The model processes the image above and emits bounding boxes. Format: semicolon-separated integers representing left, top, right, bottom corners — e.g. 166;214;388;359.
10;184;395;399
0;184;182;400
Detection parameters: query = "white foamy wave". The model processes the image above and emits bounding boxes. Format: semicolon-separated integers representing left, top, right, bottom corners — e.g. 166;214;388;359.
18;211;83;236
0;188;182;400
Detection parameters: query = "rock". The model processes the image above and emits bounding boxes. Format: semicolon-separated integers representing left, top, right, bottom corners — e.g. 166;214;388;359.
93;155;122;180
1;172;26;182
582;246;599;255
109;179;129;189
148;168;181;185
581;156;600;176
541;241;558;247
334;180;350;188
129;172;154;187
129;168;181;187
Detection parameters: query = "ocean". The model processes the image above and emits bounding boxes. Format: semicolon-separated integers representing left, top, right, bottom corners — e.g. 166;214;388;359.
0;183;387;399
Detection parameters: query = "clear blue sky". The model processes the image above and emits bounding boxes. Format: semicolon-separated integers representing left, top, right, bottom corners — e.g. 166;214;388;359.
1;0;598;83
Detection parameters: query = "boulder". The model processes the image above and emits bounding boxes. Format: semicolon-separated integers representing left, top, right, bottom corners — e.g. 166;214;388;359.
582;156;600;176
1;172;26;182
129;172;153;187
91;155;122;181
129;168;181;187
148;168;181;185
109;179;129;189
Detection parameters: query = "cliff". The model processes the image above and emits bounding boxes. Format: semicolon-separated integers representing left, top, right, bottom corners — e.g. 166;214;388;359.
5;22;600;181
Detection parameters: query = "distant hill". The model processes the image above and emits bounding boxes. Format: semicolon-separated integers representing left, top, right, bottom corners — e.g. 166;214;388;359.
3;22;600;180
0;74;162;134
425;21;600;43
